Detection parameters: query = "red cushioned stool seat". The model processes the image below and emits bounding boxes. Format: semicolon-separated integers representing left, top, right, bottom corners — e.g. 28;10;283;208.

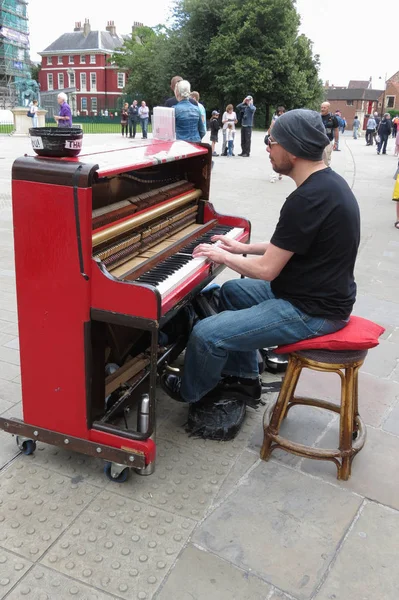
260;316;385;480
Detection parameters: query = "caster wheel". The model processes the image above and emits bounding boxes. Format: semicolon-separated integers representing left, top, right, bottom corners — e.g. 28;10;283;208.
104;462;129;483
16;437;36;455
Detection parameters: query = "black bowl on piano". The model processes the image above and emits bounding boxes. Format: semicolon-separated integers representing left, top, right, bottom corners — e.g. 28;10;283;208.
29;127;83;157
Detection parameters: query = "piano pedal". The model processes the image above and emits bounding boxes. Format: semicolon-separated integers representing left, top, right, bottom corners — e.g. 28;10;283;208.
164;363;181;374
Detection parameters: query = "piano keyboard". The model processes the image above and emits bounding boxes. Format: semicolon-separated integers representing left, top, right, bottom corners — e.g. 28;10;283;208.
135;225;244;298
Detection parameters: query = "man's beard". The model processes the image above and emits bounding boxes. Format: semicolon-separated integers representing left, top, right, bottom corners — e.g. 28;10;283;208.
271;156;294;176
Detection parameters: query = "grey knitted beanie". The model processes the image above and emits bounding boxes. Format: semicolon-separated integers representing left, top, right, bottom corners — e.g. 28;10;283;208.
272;109;330;161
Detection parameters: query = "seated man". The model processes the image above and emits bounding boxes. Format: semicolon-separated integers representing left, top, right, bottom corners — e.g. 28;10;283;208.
162;109;360;405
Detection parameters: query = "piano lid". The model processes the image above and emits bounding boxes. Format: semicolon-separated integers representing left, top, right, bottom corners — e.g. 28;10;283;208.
26;140;209;178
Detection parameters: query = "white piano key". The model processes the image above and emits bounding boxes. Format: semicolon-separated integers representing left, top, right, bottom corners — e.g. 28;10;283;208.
157;227;244;298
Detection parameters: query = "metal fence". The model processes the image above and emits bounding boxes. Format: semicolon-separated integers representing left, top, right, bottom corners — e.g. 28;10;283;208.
44;116;152;135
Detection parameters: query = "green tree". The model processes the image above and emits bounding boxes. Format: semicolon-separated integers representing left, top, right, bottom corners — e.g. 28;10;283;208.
30;62;41;82
205;0;323;124
112;25;172;106
114;0;323;120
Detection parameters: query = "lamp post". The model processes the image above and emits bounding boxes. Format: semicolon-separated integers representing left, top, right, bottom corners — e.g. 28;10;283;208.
67;68;77;116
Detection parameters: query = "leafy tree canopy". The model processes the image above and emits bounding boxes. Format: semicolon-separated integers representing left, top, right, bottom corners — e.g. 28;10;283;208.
114;0;324;124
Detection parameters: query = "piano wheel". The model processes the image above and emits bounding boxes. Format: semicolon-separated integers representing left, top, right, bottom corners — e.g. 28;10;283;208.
103;461;130;483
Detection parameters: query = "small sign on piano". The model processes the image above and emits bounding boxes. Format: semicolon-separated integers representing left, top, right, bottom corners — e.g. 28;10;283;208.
152;107;176;141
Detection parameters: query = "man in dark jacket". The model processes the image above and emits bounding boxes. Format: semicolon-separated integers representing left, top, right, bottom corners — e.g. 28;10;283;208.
376;113;392;155
128;100;139;138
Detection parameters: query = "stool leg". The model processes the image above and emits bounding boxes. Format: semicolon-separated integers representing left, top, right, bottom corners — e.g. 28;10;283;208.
261;357;302;461
352;365;361;439
338;366;355;481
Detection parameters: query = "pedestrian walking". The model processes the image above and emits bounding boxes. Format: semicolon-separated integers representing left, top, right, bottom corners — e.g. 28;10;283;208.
394;130;399;157
393;160;399;229
365;115;377;146
341;117;346;134
210;110;220;155
376;113;392;155
121;102;129;137
139;101;149;139
353;116;361;139
221;104;237;156
392;115;398;138
54;92;72;128
236;96;256;157
128;100;139;138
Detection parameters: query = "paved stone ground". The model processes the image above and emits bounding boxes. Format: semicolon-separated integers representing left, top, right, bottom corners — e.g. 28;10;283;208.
0;129;398;600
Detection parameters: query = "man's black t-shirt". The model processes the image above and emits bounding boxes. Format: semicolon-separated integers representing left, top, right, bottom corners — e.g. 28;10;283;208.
321;113;339;141
270;168;360;319
165;96;198;108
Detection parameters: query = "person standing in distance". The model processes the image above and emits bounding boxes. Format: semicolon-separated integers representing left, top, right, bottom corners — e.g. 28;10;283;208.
236;95;256;157
54;92;72;128
320;102;339;165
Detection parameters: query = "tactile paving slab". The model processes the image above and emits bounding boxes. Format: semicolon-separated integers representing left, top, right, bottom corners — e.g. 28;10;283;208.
107;439;234;520
41;491;195;599
0;549;31;599
6;565;118;600
0;462;98;560
31;445;107;488
157;401;264;459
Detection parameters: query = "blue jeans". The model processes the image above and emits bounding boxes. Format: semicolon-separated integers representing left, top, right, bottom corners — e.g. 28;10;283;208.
140;118;148;138
227;139;234;156
180;279;348;402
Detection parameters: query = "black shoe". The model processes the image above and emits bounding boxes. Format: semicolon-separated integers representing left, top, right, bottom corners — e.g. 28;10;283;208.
238;152;245;156
239;153;249;157
218;376;262;408
160;373;186;402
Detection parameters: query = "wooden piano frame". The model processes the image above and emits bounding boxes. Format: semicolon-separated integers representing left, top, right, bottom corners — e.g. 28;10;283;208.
0;140;250;481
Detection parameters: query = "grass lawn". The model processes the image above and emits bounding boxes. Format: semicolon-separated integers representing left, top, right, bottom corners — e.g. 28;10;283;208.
0;122;153;135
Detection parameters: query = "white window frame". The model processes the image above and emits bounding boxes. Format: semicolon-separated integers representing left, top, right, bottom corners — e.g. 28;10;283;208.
68;55;74;64
386;96;395;109
47;56;52;65
80;55;86;64
68;72;75;88
91;97;97;112
47;73;53;90
57;73;64;89
90;72;96;92
117;72;125;89
81;97;87;111
90;55;96;64
57;55;63;65
80;72;87;92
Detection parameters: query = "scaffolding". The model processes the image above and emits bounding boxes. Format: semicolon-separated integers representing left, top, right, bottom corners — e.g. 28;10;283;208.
0;0;30;107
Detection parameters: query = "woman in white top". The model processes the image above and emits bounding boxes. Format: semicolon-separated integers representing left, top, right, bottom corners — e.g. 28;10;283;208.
221;104;237;156
30;100;39;128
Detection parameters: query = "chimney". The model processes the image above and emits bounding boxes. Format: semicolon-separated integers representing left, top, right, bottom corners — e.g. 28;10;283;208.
83;18;91;37
325;80;329;88
105;20;117;36
132;21;144;34
73;21;82;32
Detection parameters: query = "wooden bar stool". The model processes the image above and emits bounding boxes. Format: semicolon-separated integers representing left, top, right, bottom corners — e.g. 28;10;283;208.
260;316;385;481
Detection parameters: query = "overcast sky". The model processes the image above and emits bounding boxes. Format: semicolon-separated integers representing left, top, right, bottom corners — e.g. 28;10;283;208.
29;0;397;89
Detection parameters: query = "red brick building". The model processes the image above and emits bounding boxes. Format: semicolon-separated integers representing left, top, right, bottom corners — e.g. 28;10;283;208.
324;72;399;130
38;19;136;116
